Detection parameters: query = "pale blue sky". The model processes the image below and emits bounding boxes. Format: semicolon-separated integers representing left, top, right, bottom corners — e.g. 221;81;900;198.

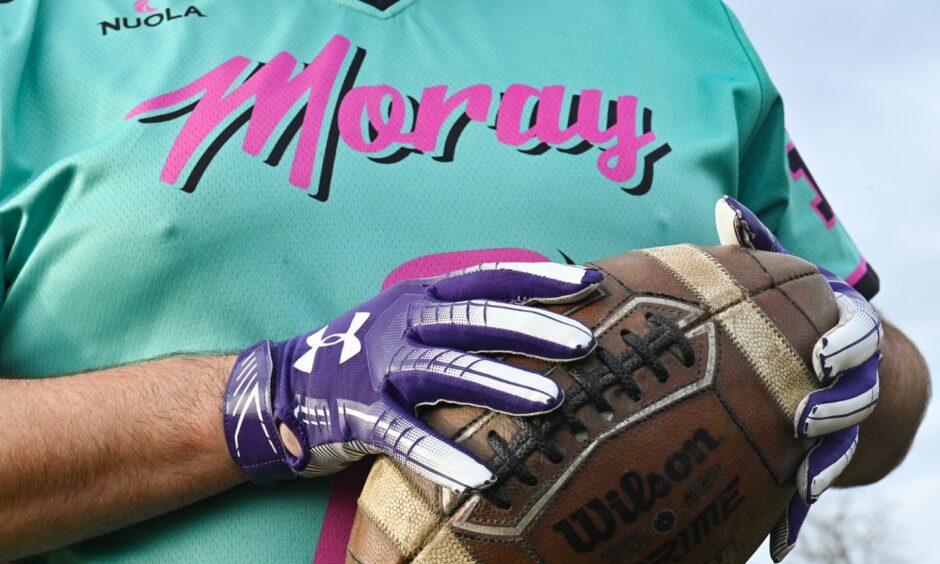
722;1;940;562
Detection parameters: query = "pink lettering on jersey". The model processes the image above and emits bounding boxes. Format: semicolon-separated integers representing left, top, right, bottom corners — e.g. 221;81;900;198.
595;95;655;183
406;85;493;152
338;85;408;153
338;84;495;153
126;34;351;190
495;86;655;183
127;34;671;201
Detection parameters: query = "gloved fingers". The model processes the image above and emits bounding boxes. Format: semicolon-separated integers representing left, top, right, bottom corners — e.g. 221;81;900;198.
769;427;860;560
795;425;859;504
714;196;789;253
407;299;595;360
369;400;495;493
813;289;883;381
428;262;603;304
292;439;376;478
769;492;810;563
386;346;562;414
714;196;884;380
795;354;880;438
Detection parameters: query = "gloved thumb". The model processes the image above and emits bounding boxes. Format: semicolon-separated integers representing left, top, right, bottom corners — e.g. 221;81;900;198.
715;196;789;254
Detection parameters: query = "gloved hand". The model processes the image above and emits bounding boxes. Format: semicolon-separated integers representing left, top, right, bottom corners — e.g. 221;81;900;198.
223;262;602;493
715;196;883;562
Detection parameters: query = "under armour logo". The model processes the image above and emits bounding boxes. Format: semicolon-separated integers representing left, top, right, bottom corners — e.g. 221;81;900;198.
293;312;370;373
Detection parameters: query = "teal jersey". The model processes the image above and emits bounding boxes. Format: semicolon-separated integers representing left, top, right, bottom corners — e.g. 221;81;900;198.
0;1;876;562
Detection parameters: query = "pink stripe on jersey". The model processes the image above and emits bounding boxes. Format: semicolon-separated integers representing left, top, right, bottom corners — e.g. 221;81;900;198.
313;247;549;564
312;460;373;564
381;247;551;289
845;256;868;287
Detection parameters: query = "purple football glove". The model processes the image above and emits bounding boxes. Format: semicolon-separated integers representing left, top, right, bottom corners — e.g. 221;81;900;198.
715;196;883;562
223;262;602;493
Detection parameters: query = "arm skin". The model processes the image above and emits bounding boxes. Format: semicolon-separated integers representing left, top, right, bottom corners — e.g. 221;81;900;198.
835;317;931;486
0;355;244;560
0;318;928;558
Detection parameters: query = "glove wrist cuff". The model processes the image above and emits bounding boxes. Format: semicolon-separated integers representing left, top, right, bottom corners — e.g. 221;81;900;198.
222;340;296;485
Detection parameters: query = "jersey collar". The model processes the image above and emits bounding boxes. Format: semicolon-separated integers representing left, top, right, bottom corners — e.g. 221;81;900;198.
326;0;418;19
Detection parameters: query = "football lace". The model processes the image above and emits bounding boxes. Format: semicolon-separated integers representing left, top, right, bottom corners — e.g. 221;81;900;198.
484;313;696;510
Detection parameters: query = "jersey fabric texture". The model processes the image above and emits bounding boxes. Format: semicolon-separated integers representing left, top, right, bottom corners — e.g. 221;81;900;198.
0;1;876;562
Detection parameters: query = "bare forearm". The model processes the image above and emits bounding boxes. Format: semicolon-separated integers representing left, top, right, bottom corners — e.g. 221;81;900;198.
0;355;244;559
836;317;931;487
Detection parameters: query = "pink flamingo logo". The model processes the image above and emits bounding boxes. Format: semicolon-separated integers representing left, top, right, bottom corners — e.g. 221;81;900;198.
134;0;157;13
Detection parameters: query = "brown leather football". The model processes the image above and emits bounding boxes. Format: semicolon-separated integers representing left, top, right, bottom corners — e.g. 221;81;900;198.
346;244;838;564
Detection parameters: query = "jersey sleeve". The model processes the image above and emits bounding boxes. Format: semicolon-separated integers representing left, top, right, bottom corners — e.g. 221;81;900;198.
723;5;879;300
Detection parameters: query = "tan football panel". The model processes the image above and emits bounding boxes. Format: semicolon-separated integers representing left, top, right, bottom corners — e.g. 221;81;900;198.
413;528;476;564
347;507;407;564
357;457;439;557
642;244;746;312
641;244;815;419
716;301;816;419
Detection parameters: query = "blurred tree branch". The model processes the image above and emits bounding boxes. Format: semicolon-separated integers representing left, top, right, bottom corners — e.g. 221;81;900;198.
787;494;907;564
